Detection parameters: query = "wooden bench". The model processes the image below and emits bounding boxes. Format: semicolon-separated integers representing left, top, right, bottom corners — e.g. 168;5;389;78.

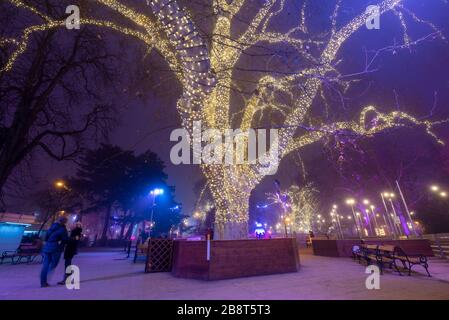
14;243;43;264
375;245;403;276
353;244;431;277
392;245;431;277
0;250;17;264
352;244;377;265
0;242;43;265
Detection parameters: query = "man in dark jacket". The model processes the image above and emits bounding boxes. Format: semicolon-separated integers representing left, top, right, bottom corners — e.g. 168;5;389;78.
58;222;83;285
40;217;68;287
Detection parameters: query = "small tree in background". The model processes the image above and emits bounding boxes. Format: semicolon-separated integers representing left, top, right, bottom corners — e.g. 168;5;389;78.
70;144;181;241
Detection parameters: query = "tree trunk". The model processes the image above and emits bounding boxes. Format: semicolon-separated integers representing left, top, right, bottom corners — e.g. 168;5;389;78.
214;221;249;240
38;214;52;237
204;165;256;240
118;223;126;240
101;205;112;241
125;220;136;240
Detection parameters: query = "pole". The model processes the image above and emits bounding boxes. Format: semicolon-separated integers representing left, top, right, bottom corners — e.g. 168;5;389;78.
389;199;402;237
357;213;365;237
396;180;418;237
366;210;375;237
381;193;396;238
370;207;379;236
149;195;156;239
336;213;343;239
350;205;362;239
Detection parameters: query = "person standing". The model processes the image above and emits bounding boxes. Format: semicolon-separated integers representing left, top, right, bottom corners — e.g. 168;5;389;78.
58;222;83;285
40;217;68;287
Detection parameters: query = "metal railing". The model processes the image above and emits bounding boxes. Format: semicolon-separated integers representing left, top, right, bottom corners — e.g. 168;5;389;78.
420;233;449;259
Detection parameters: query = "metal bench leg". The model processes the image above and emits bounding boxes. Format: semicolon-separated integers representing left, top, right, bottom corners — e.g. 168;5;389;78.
424;264;431;277
377;262;384;275
400;260;407;270
393;261;402;276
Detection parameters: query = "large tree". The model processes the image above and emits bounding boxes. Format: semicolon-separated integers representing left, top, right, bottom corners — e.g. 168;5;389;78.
2;0;448;239
0;0;120;202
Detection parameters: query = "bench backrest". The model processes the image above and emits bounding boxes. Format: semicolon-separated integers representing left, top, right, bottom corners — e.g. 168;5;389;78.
392;245;407;257
378;245;395;253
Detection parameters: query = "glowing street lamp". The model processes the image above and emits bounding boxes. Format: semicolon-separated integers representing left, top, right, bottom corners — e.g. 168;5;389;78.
55;181;64;188
430;185;448;199
150;188;164;196
431;185;439;192
54;180;71;191
346;198;356;205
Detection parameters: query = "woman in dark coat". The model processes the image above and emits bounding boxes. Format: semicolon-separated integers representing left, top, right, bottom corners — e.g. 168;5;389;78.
58;222;83;285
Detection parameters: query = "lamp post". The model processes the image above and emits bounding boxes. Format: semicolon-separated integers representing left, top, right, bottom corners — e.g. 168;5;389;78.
369;205;380;236
331;204;343;239
381;192;397;238
346;198;361;238
54;179;88;222
383;192;402;237
54;180;76;221
363;199;375;237
148;188;164;239
396;180;418;237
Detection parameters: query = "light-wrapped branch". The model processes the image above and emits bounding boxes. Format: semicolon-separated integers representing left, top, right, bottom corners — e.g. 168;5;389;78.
283;106;448;157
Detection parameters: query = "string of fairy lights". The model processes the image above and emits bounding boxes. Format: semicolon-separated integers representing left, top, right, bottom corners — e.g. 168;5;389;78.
1;0;447;238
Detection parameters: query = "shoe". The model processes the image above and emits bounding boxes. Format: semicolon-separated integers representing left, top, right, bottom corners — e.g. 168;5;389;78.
57;280;66;285
41;283;50;288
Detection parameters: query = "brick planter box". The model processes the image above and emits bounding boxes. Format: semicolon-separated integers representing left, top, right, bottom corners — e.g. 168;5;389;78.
172;238;300;280
311;238;434;257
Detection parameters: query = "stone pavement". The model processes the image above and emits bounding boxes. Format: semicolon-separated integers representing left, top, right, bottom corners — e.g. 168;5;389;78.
1;248;449;300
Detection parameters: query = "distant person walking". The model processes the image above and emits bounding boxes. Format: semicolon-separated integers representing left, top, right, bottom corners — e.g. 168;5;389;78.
306;230;315;248
58;222;83;285
40;217;68;287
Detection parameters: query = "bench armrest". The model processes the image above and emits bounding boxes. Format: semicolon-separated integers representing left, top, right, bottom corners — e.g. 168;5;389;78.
1;250;18;257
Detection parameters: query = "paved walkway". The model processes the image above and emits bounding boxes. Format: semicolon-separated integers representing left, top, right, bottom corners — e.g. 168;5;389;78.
1;248;449;300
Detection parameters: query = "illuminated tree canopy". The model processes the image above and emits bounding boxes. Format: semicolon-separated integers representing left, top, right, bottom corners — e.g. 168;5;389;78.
1;0;448;239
